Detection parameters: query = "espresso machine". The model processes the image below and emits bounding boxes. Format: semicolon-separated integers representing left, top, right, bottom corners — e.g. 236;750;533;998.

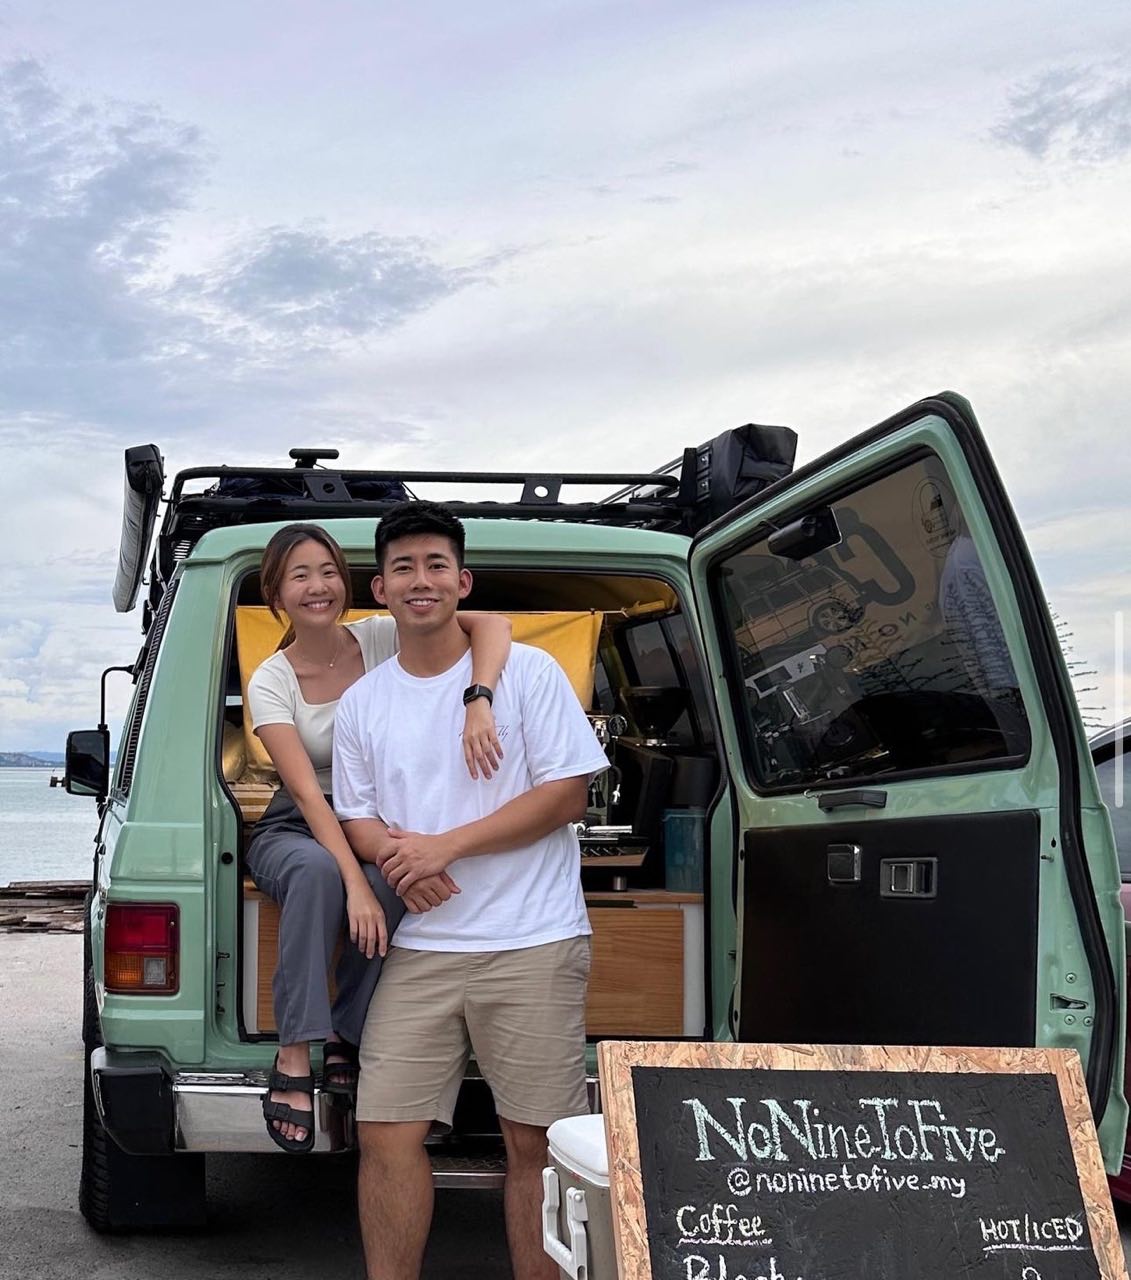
576;712;645;882
605;688;683;860
619;686;688;748
581;686;715;889
578;690;689;884
585;713;627;826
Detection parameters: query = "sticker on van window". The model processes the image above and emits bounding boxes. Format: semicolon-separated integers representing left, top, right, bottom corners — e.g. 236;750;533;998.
913;476;959;557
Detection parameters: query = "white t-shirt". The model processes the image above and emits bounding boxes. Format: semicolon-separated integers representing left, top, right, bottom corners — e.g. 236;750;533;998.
332;642;608;952
247;616;398;792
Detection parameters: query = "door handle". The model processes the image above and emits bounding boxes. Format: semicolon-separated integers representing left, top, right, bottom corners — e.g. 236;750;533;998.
880;857;937;899
818;789;887;812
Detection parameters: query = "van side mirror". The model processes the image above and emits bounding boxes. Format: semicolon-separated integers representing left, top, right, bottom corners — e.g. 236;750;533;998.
767;508;841;561
65;728;110;799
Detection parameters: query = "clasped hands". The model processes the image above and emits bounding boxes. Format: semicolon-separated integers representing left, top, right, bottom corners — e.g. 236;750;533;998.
372;699;497;913
376;829;462;914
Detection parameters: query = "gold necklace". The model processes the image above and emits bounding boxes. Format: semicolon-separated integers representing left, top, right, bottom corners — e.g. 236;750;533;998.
296;627;344;669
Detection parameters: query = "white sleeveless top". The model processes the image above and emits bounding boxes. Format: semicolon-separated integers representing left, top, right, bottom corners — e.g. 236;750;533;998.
247;616;398;793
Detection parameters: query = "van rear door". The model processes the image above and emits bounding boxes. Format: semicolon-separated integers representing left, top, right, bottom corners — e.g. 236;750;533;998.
687;392;1127;1161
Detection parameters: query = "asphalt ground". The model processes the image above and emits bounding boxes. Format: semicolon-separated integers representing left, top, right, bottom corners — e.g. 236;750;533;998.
0;934;511;1280
4;933;1131;1280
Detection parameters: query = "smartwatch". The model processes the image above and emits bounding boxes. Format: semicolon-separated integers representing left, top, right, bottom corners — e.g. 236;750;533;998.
462;684;494;707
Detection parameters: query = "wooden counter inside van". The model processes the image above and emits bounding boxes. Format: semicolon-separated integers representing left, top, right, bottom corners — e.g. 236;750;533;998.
241;883;705;1039
584;890;704;1037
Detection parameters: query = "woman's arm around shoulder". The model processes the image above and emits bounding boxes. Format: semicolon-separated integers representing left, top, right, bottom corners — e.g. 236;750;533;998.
456;612;511;779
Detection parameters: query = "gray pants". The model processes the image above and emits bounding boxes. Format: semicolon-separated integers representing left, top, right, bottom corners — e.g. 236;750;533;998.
246;789;406;1047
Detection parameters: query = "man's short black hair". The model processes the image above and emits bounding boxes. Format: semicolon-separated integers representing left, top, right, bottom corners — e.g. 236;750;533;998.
375;500;466;571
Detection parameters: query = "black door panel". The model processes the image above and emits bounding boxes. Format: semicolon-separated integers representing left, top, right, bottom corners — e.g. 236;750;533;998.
739;810;1040;1046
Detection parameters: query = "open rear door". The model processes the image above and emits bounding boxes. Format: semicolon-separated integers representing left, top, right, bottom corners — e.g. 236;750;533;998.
689;392;1127;1160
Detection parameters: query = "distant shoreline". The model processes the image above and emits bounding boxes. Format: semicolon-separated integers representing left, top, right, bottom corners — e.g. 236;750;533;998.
0;758;58;769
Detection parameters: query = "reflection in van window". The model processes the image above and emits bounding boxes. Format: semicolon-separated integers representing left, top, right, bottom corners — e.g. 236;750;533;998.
713;454;1031;789
1094;754;1131;880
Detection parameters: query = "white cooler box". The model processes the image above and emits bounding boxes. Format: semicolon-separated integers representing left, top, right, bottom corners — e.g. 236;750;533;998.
542;1114;615;1280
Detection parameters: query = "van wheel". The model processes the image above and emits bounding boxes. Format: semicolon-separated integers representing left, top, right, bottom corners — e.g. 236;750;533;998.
79;968;207;1232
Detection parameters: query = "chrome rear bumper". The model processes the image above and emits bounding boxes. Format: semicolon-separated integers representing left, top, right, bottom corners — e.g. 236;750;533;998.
92;1051;597;1181
172;1073;503;1185
171;1070;601;1162
174;1071;355;1154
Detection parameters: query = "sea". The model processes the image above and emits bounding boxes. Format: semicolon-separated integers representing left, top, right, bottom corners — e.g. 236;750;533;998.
0;769;100;884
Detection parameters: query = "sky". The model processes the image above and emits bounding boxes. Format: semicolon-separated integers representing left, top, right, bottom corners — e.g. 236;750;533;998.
0;0;1128;751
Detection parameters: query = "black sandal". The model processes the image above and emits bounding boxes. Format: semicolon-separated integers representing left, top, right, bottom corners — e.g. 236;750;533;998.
262;1056;316;1153
321;1039;360;1099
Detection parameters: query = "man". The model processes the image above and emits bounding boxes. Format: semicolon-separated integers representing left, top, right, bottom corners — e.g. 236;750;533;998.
332;500;608;1280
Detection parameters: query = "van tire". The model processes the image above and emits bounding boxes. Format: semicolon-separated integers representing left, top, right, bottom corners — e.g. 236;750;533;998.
79;967;207;1233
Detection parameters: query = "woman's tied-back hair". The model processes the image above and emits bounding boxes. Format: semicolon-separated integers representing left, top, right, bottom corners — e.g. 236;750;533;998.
259;523;353;649
374;501;466;571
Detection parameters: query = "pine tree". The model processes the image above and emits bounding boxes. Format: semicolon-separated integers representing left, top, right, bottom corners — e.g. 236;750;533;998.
1050;608;1106;733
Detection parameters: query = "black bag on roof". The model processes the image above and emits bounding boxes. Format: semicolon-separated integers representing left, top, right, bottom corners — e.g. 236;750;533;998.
693;424;798;528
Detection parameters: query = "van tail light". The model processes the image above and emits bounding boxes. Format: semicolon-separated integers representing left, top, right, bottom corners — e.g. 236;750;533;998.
105;904;180;994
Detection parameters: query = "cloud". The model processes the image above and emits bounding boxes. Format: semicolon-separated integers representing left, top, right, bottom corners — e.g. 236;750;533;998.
0;619;46;662
0;59;204;419
173;226;470;348
1025;508;1131;557
0;428;140;750
0;55;490;748
993;63;1131;163
3;8;1131;752
0;57;478;435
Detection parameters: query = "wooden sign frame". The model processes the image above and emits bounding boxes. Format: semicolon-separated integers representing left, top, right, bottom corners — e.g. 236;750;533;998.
598;1040;1128;1280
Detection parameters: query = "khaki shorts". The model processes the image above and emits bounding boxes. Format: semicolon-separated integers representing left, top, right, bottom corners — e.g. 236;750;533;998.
356;935;591;1128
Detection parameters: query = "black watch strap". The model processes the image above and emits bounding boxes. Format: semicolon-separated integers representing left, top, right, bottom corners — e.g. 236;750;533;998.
462;683;494;707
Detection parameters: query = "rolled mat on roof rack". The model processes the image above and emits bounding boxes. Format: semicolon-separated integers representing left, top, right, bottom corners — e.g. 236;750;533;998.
209;473;410;502
113;444;164;613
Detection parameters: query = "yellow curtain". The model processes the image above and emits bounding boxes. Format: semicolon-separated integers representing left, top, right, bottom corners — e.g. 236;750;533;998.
234;607;602;779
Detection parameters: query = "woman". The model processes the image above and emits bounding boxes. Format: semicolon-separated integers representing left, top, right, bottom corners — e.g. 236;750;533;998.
246;522;510;1152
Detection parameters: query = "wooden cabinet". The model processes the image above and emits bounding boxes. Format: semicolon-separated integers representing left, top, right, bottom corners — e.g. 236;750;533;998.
583;891;704;1037
243;883;703;1039
585;905;684;1036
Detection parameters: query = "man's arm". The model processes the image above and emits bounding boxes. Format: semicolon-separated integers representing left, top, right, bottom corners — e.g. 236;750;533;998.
379;775;588;893
333;693;459;914
340;815;395;866
340;818;462;913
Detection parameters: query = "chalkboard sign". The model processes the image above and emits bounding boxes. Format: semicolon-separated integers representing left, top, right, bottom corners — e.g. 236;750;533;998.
599;1042;1127;1280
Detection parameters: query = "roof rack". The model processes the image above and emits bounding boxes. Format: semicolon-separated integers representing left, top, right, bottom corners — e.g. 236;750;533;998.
115;424;798;626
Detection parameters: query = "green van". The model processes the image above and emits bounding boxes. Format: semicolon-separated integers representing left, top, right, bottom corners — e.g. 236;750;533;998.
65;392;1127;1232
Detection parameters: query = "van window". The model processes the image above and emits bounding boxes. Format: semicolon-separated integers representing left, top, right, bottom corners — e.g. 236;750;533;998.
115;579;179;795
618;614;711;746
711;452;1031;790
1094;752;1131;880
